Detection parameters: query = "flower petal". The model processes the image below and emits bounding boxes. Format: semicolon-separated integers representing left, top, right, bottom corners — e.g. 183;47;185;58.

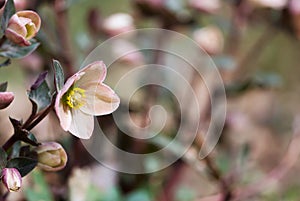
68;110;94;139
80;83;120;116
55;92;72;131
17;10;41;32
76;61;107;88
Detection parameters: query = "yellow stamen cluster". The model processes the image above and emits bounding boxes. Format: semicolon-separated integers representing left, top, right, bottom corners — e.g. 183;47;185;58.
63;87;86;109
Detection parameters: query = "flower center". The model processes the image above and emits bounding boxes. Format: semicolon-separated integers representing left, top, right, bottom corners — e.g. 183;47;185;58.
63;87;86;109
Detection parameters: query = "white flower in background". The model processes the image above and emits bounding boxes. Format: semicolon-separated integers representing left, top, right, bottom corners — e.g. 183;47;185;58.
55;61;120;139
188;0;220;13
102;13;134;36
193;25;224;55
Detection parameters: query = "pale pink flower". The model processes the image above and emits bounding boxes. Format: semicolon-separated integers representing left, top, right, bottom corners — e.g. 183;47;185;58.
188;0;220;13
1;168;22;192
5;10;41;46
193;25;224;55
55;61;120;139
102;13;134;36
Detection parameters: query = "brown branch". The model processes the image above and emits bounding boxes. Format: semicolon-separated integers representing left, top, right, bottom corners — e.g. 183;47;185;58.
196;115;300;201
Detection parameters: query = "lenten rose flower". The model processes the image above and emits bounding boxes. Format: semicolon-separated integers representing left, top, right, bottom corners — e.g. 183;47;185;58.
5;10;41;46
55;61;120;139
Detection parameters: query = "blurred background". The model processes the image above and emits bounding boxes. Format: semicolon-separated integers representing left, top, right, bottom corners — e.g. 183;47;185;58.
1;0;300;200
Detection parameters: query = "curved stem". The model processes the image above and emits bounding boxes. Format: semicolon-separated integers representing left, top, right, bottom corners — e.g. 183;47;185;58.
25;98;55;131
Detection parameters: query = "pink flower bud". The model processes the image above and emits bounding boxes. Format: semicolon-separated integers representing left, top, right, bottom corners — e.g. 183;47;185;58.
35;142;67;171
1;168;22;192
5;10;41;46
0;92;14;109
193;25;224;55
102;13;134;36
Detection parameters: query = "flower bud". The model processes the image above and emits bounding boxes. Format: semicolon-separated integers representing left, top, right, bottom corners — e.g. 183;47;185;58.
1;168;22;192
35;142;67;171
193;25;224;55
5;10;41;46
0;92;14;109
102;13;134;36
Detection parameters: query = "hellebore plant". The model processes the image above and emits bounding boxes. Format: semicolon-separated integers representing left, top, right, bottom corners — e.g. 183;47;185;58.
0;0;120;194
55;61;120;139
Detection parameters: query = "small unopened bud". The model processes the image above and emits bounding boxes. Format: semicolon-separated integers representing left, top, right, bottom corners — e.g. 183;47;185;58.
102;13;134;36
193;25;224;55
0;92;14;109
5;10;41;46
188;0;220;14
1;168;22;192
35;142;67;171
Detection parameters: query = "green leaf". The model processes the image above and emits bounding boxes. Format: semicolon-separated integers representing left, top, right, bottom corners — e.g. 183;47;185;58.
0;0;15;36
0;58;11;68
126;189;152;201
27;133;38;144
7;157;37;177
24;170;54;201
28;80;51;111
0;147;7;169
53;60;64;92
10;141;21;158
30;71;48;90
0;40;40;59
0;81;7;92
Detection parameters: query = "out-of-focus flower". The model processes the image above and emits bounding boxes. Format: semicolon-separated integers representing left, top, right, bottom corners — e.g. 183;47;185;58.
248;0;288;9
289;0;300;14
55;61;120;139
5;10;41;46
188;0;220;13
14;0;27;11
20;52;43;72
1;168;22;192
102;13;134;36
35;142;67;171
289;0;300;39
193;25;224;55
0;91;14;109
112;40;144;65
